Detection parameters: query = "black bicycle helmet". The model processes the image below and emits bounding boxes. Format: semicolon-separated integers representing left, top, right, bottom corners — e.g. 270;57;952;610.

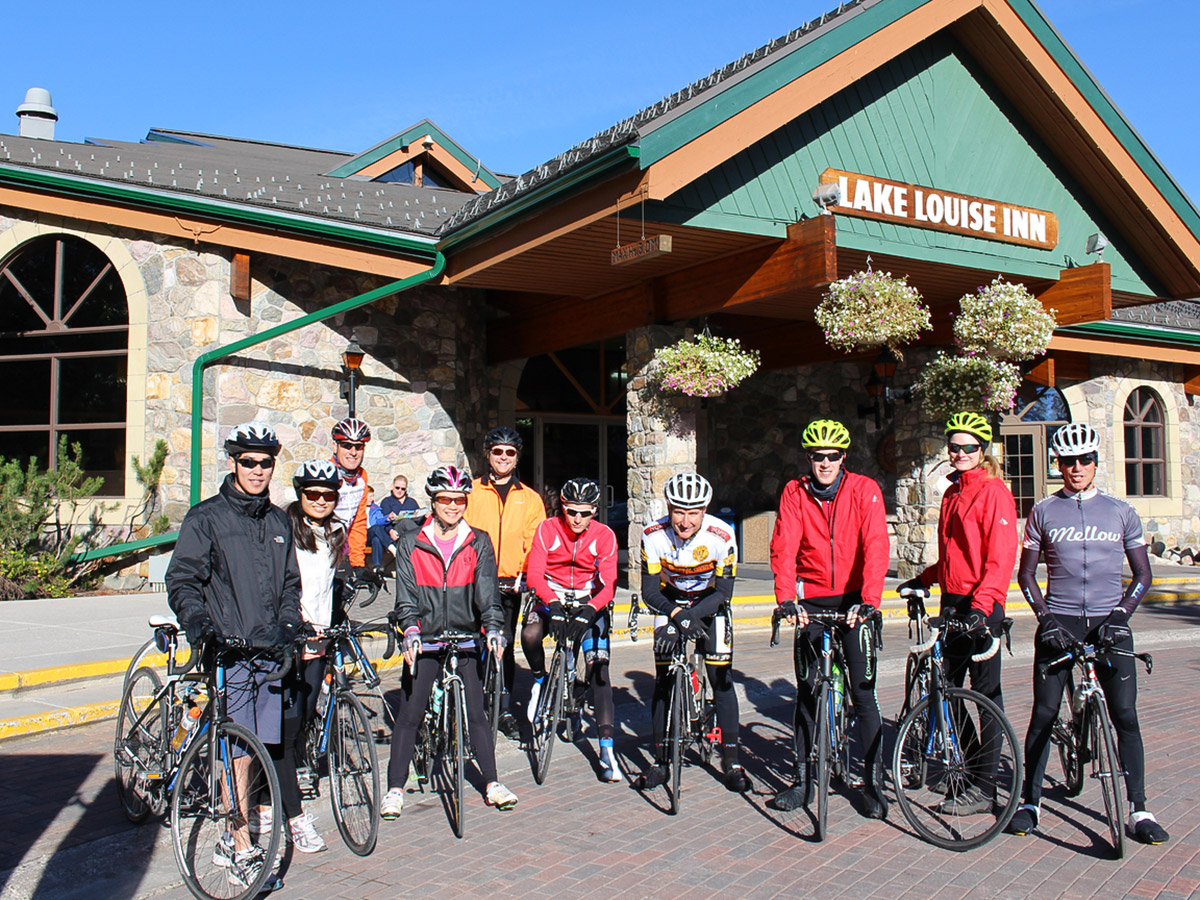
483;426;523;452
224;421;281;457
560;477;602;507
292;458;340;493
425;465;474;497
331;417;371;443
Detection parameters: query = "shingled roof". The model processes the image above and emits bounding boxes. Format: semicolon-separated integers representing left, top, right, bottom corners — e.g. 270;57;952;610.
0;128;475;236
1112;300;1200;331
437;0;873;234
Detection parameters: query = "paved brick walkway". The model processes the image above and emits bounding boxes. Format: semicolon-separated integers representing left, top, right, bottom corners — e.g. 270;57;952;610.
2;606;1198;900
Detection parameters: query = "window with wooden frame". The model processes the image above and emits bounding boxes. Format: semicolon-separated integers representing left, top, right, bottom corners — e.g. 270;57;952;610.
1000;385;1070;517
0;236;128;495
1124;386;1165;497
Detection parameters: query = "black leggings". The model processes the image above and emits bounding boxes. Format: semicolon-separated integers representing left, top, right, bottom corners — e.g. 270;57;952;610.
791;617;883;783
1022;615;1146;805
497;589;522;706
650;662;738;758
386;651;497;790
521;614;615;741
272;655;324;820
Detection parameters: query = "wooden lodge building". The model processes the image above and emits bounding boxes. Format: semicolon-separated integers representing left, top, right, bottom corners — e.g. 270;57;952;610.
3;0;1199;582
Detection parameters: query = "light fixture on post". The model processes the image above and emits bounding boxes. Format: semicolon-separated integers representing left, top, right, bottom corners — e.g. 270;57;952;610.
1085;232;1108;261
812;182;842;215
857;348;910;427
340;337;365;418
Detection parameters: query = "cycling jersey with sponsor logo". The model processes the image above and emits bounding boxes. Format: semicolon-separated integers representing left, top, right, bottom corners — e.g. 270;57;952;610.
1022;487;1144;617
641;514;737;598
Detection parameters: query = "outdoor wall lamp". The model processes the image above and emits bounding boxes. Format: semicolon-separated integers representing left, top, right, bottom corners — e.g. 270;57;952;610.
812;182;842;215
857;348;910;427
340;337;365;418
1086;232;1108;260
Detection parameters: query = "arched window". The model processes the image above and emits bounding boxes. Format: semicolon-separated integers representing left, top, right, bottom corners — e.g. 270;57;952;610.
1001;385;1071;517
0;236;128;495
1124;387;1165;497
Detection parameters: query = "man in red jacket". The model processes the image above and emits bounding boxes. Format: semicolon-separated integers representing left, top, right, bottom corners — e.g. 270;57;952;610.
768;419;889;818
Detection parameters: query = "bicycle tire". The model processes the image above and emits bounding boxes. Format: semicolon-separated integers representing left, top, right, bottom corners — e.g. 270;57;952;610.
532;644;565;785
442;677;467;838
329;692;380;856
123;636;158;693
1088;695;1126;859
483;651;502;747
900;657;930;788
1053;700;1084;797
114;666;165;824
696;665;715;765
170;721;281;900
413;718;434;788
668;667;687;816
815;682;832;842
892;687;1022;851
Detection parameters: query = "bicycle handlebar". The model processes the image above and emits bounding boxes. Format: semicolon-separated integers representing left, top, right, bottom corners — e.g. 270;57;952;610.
1038;640;1154;678
906;615;998;661
769;607;876;647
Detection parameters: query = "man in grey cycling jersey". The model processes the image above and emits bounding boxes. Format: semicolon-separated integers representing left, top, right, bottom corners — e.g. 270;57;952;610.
1008;422;1167;844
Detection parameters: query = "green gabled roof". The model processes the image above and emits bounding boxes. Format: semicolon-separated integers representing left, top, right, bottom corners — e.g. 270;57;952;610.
327;119;502;190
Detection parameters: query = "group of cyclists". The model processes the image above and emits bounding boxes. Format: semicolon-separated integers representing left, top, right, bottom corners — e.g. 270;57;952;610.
162;404;1169;884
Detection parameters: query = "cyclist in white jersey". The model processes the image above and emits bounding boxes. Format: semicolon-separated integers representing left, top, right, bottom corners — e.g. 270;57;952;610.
634;473;749;793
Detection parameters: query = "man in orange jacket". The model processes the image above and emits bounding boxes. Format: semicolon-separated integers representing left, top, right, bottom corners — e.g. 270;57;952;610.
330;417;373;571
465;426;546;739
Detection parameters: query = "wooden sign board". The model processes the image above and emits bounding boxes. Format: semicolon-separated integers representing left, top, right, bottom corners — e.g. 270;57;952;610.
819;169;1058;250
612;234;672;266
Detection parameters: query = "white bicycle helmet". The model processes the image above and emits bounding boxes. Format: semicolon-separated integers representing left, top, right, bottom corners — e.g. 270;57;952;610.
1050;423;1101;456
224;421;281;456
293;458;340;492
664;472;713;509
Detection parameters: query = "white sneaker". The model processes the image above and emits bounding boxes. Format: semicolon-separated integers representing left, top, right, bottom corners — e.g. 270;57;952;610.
247;805;273;835
599;745;620;783
527;679;543;724
381;787;405;820
288;813;327;853
485;781;518;810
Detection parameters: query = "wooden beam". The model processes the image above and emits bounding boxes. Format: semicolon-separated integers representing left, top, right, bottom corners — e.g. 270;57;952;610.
486;217;837;362
1025;356;1054;387
1185;366;1200;397
1051;350;1090;382
1048;334;1200;366
1039;263;1111;326
231;252;251;301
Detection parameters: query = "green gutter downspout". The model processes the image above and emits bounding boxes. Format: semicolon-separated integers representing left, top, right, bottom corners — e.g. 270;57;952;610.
189;251;446;505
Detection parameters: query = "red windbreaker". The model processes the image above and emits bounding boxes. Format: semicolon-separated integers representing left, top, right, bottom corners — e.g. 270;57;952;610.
526;515;618;611
918;467;1019;615
770;471;889;608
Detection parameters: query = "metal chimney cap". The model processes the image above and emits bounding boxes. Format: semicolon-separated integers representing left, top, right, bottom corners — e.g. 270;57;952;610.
17;88;57;120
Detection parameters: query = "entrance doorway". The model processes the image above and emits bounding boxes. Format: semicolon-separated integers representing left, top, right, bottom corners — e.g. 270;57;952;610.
530;416;627;533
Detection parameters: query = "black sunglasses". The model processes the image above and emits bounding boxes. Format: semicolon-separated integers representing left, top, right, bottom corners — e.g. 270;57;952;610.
301;488;338;502
337;441;365;451
236;456;275;470
563;508;596;519
807;451;844;463
947;442;982;455
1058;453;1097;468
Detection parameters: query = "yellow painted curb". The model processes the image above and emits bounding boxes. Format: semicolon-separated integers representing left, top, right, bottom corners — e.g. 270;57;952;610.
0;699;120;740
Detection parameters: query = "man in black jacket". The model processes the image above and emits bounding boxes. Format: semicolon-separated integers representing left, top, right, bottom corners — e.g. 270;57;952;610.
166;420;306;881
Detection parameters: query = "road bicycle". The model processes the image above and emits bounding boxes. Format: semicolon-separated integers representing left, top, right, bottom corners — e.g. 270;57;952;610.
892;614;1022;850
527;597;586;786
298;619;394;855
629;595;720;815
770;608;867;841
114;616;286;900
409;631;478;838
1045;638;1153;859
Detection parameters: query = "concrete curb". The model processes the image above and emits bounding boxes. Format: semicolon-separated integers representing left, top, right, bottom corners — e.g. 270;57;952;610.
0;699;121;741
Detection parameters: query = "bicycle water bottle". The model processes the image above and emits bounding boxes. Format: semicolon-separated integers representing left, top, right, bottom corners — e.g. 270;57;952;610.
431;681;444;717
1071;684;1086;716
831;660;844;709
171;703;202;752
315;673;332;717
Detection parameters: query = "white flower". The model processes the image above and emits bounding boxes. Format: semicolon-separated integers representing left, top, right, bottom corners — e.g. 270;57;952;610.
651;334;760;398
954;277;1056;361
914;352;1022;420
816;270;931;357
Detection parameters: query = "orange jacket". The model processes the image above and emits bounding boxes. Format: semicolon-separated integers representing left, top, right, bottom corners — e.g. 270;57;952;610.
330;459;371;567
465;475;546;579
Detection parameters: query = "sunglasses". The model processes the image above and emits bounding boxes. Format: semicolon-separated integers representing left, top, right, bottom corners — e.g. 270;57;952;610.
337;441;365;451
563;508;596;519
433;495;468;507
947;442;982;455
490;447;518;458
393;485;407;492
302;489;338;502
807;451;844;463
235;456;275;470
1058;453;1097;468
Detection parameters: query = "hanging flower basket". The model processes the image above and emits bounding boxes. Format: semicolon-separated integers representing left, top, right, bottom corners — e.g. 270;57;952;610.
651;333;760;398
914;351;1021;421
815;269;931;358
953;277;1057;361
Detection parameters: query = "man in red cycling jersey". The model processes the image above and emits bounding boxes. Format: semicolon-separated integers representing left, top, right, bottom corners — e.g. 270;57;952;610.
768;419;889;818
522;477;620;782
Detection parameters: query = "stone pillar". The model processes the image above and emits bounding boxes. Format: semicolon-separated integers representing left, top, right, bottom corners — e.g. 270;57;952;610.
626;325;699;586
892;348;948;578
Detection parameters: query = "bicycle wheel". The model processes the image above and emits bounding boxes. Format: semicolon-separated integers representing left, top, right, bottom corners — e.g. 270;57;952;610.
532;645;565;785
413;717;434;789
1053;702;1084;797
123;636;158;693
170;722;281;900
667;668;688;816
696;666;715;765
329;692;380;856
1088;696;1126;859
815;683;832;842
899;657;930;788
892;687;1021;851
114;666;165;823
483;651;502;747
441;678;467;838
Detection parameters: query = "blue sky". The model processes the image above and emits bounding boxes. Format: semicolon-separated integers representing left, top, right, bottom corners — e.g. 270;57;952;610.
2;0;1196;206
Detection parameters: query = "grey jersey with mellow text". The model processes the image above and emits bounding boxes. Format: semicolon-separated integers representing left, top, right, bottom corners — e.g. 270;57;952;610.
1022;488;1145;617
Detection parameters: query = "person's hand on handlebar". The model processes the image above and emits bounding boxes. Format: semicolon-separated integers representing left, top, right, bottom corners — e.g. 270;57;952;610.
403;627;422;668
485;630;507;656
778;599;808;628
845;603;875;629
669;605;704;638
653;623;680;655
962;608;987;633
185;614;216;648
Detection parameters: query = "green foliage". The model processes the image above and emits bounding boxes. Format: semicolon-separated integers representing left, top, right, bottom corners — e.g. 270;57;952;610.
129;439;170;538
0;437;105;599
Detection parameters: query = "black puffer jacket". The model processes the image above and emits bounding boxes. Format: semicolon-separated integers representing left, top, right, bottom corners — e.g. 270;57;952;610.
167;474;303;646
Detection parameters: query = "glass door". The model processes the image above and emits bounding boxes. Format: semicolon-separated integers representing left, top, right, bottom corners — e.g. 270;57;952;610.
532;415;627;542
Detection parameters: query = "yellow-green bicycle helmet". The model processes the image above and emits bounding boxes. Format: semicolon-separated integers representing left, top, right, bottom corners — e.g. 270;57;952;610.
944;411;992;444
802;419;852;450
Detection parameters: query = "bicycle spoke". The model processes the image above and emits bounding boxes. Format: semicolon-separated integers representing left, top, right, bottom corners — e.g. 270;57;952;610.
330;693;380;855
114;666;165;823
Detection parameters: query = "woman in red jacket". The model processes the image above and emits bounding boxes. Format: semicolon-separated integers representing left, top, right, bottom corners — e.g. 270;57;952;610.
768;420;889;818
900;410;1019;815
